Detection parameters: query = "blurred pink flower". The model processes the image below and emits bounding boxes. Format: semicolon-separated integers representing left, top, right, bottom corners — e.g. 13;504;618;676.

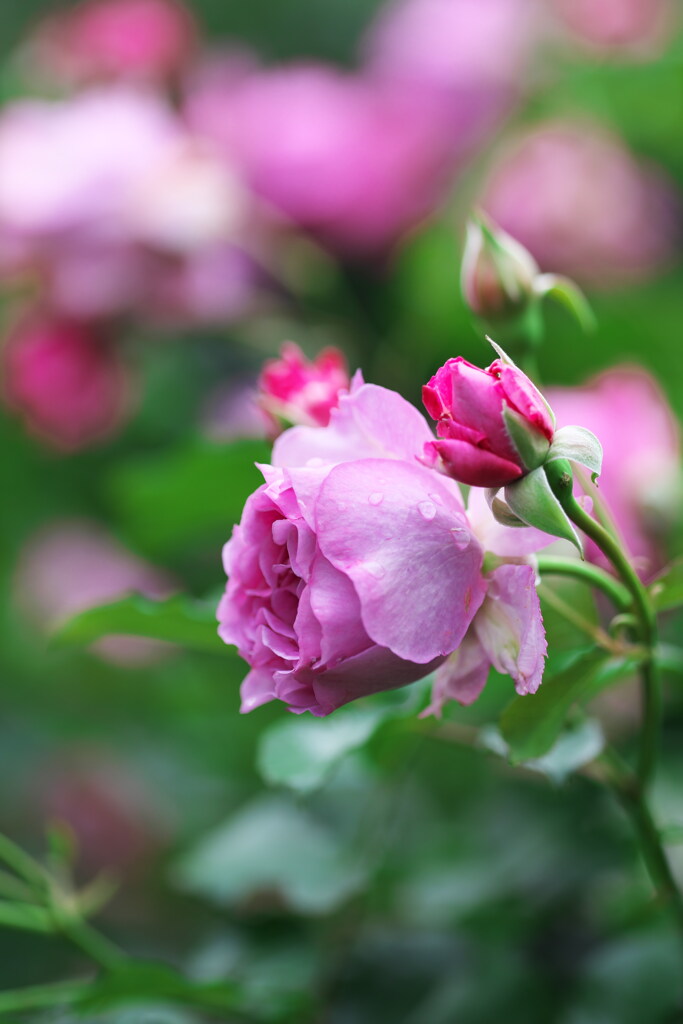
362;0;539;149
186;62;454;255
2;314;133;451
29;0;196;84
258;342;350;434
31;753;171;875
0;87;179;239
547;367;682;577
482;121;678;287
15;519;176;665
0;86;261;324
553;0;675;57
201;378;269;442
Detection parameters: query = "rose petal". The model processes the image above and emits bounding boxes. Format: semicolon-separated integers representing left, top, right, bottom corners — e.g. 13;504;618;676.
316;458;485;663
474;562;546;695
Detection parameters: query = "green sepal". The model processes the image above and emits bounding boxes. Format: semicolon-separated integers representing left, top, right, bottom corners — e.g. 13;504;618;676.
546;425;603;482
504;467;583;554
502;404;551;471
533;273;596;333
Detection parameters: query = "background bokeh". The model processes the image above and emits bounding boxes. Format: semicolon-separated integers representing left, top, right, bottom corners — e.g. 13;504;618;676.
1;0;683;1020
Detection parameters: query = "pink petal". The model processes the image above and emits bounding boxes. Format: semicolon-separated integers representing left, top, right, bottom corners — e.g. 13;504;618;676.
274;381;435;468
424;438;523;488
474;562;546;695
316;458;485;664
421;632;491;716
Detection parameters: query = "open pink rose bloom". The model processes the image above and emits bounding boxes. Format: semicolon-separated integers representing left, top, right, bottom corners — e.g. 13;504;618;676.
218;376;550;716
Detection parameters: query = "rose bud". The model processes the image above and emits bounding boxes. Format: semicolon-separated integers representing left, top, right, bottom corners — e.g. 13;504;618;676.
1;313;133;451
460;214;538;323
258;342;351;436
422;347;555;488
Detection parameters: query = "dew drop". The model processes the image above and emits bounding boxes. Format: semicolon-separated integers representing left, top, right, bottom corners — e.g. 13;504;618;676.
368;492;384;506
450;527;470;550
417;500;437;521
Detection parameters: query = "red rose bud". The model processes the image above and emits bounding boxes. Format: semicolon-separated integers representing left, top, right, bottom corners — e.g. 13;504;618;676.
258;342;350;436
1;314;133;451
460;214;539;323
422;345;555;488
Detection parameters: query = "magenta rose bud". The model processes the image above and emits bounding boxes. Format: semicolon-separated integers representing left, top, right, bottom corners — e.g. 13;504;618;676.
258;342;351;436
422;353;555;488
1;314;133;451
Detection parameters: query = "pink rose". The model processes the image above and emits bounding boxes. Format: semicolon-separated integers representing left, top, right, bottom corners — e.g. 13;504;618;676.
1;314;133;451
422;355;555;487
482;121;677;288
218;380;488;715
218;379;550;716
553;0;674;57
30;0;195;84
547;367;681;578
14;519;175;665
258;343;350;434
186;62;452;255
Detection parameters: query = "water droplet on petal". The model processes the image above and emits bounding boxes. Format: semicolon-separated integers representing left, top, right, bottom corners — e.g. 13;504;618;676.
428;492;444;506
368;492;384;506
450;527;470;550
417;500;437;521
364;561;386;580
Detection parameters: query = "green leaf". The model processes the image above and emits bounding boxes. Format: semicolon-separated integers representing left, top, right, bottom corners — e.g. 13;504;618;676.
547;425;603;480
258;707;385;793
480;718;604;783
173;796;366;915
505;467;582;553
79;962;242;1015
534;273;596;332
650;559;683;612
106;438;270;557
502;406;550;471
52;592;225;655
499;650;636;763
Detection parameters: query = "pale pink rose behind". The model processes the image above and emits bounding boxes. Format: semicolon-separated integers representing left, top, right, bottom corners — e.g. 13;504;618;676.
547;367;682;577
2;314;133;451
362;0;539;150
218;378;550;716
0;87;179;240
553;0;675;57
0;87;262;325
15;520;176;665
186;62;454;255
27;0;196;85
482;121;678;288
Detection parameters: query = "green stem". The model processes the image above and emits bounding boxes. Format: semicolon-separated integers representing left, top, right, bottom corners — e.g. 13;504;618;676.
0;978;91;1014
545;460;660;788
536;555;631;611
54;913;126;971
600;748;683;938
